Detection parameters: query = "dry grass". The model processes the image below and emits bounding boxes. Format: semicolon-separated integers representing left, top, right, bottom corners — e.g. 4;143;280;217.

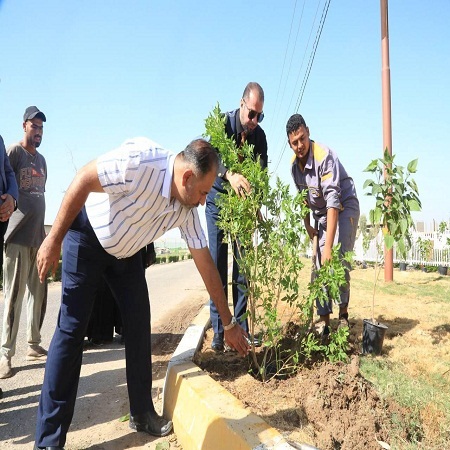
350;266;450;376
348;265;450;448
269;261;450;447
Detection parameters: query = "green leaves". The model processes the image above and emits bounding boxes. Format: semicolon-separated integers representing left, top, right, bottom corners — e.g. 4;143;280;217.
205;104;313;380
308;244;350;308
408;198;421;212
407;158;418;173
416;237;433;261
325;327;350;363
363;148;421;260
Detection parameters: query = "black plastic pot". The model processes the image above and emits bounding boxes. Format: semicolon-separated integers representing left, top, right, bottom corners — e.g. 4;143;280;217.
362;319;388;355
438;265;448;276
399;262;407;271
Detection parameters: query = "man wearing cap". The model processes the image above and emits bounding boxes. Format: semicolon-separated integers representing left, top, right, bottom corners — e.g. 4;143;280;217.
0;106;48;379
205;82;268;352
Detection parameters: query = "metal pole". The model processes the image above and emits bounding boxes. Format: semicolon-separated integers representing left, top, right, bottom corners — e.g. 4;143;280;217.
381;0;393;282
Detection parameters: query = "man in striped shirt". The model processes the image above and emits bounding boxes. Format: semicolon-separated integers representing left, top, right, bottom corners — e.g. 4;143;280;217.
33;137;250;450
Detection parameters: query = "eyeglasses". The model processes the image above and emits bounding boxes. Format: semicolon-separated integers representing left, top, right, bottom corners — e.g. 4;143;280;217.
242;98;264;123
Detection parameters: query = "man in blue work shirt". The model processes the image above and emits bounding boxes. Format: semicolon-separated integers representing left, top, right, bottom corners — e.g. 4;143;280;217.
286;113;360;338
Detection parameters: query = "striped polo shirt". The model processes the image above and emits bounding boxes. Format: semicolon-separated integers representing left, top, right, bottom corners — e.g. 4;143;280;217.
85;137;206;258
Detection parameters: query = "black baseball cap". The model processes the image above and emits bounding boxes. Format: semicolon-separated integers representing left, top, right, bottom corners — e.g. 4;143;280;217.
23;106;46;122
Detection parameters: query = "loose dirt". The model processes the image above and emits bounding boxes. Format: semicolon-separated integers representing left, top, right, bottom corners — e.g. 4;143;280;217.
195;266;450;450
2;265;449;449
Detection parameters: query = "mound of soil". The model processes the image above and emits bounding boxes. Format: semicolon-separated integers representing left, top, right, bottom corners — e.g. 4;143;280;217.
195;325;406;450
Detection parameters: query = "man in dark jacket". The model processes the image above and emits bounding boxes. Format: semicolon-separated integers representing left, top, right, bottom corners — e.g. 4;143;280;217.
205;82;268;351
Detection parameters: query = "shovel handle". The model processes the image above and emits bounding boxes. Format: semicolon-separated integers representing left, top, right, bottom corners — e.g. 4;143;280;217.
309;233;319;331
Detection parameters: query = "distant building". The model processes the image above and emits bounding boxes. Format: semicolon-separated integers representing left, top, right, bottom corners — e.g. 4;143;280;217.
416;221;425;232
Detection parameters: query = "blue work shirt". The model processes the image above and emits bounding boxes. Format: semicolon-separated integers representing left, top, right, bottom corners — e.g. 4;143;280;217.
290;140;358;223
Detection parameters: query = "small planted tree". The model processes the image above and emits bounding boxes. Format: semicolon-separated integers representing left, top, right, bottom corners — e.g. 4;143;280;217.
205;104;350;379
205;105;310;380
437;221;450;275
416;237;433;272
362;149;421;353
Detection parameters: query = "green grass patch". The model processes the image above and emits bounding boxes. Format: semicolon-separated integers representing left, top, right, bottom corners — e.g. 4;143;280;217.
360;357;450;448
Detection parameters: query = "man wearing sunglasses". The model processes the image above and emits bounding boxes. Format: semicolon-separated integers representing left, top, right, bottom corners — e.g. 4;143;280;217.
206;82;268;352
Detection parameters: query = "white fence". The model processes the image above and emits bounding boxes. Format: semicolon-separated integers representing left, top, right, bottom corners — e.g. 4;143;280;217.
353;230;450;267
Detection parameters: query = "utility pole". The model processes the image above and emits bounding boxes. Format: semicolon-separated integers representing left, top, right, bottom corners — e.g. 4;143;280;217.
381;0;393;282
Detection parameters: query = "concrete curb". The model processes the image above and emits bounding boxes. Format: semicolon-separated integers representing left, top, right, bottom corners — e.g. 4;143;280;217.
162;304;317;450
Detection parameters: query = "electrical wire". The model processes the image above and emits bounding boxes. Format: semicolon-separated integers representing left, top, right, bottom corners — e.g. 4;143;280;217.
272;0;332;175
268;0;304;137
268;0;298;135
270;1;322;173
294;0;331;113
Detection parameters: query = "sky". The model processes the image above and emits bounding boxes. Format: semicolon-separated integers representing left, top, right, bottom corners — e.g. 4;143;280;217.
1;0;449;239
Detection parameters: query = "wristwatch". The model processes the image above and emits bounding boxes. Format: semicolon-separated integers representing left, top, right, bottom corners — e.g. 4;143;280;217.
223;316;237;331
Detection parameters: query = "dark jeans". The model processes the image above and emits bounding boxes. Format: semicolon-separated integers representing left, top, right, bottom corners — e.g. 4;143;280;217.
35;209;154;448
86;243;156;343
205;189;248;334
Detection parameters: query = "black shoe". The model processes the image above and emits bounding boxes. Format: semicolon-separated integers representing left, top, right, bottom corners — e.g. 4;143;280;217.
34;445;65;450
129;410;173;437
211;333;224;352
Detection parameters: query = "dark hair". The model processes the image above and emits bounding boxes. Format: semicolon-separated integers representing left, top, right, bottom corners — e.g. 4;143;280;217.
180;139;218;176
286;114;307;137
242;82;264;103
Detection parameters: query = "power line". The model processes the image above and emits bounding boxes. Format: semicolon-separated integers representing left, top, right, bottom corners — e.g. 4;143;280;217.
294;0;331;112
269;0;306;138
272;0;332;174
268;0;299;137
271;1;321;175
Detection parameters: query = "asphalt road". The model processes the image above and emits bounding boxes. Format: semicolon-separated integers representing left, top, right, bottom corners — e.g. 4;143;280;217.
0;259;206;449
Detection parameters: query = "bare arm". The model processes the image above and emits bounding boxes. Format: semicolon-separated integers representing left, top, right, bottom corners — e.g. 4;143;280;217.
189;246;250;356
322;207;339;262
37;160;103;282
304;210;318;240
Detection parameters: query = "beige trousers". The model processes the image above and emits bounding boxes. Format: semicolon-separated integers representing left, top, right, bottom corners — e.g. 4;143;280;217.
1;243;48;358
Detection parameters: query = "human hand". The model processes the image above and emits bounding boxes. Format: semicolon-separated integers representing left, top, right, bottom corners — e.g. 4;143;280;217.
37;236;62;283
321;246;332;263
224;325;251;357
0;194;15;222
306;224;318;240
226;172;251;198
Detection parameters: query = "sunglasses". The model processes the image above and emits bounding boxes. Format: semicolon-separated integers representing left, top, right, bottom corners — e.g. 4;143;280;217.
242;98;264;123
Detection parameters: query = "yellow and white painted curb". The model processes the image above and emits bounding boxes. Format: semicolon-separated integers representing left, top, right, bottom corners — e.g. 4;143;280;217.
162;303;318;450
